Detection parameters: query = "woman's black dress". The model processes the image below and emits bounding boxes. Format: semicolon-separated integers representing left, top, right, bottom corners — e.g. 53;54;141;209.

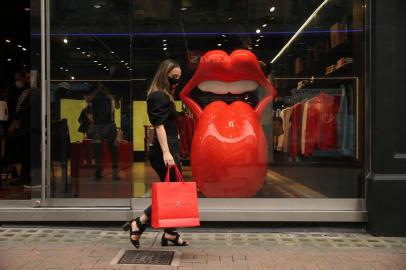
143;91;181;232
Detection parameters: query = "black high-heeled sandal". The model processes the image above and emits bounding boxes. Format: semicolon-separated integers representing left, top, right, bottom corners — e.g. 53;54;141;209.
122;217;146;249
161;231;189;247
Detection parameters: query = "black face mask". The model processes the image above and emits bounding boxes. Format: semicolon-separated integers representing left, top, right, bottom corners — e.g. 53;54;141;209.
168;76;180;89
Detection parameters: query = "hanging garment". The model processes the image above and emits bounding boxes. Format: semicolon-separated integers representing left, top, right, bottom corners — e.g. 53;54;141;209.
273;116;284;149
0;101;8;121
278;107;293;152
304;92;340;156
336;87;350;155
289;103;303;160
301;100;311;154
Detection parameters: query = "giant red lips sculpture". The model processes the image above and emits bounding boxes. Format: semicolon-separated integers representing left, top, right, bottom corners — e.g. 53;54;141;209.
180;50;277;197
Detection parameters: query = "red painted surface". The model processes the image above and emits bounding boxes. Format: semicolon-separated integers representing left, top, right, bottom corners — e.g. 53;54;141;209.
180;50;277;197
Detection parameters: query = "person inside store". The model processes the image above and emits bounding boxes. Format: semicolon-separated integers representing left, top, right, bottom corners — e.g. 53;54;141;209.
3;70;28;183
77;89;95;137
86;83;120;181
122;59;188;248
7;70;41;188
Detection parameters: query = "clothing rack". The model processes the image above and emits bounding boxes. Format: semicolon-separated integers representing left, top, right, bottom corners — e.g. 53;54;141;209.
284;87;344;105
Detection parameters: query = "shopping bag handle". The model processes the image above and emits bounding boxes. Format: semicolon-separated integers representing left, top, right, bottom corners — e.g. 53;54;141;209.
164;165;185;183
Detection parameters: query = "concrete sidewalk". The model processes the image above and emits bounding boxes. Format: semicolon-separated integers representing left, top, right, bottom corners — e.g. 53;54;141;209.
0;226;405;270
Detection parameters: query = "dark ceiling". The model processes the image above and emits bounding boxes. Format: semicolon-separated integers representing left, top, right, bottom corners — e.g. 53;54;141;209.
0;0;31;84
3;0;358;87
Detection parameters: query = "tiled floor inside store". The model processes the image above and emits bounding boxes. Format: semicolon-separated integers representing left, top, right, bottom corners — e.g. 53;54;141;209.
1;162;331;200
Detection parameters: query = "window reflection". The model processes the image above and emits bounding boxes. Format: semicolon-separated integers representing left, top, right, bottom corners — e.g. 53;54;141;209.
40;0;366;199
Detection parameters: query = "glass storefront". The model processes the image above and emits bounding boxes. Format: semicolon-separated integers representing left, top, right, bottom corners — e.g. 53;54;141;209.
0;0;368;221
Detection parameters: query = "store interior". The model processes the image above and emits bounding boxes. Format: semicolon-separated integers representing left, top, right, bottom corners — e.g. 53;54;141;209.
0;0;366;200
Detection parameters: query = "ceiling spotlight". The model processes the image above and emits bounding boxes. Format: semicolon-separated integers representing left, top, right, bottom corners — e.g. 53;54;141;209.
260;35;264;38
24;8;31;11
180;7;187;11
104;66;107;69
248;46;253;50
17;44;22;48
163;39;167;42
228;17;232;21
217;43;222;47
255;44;260;47
76;47;81;50
5;39;11;43
63;38;68;44
81;51;86;54
270;6;276;12
98;63;102;66
256;39;261;42
163;47;168;51
262;24;267;28
93;1;106;9
60;67;64;70
71;76;75;80
163;43;167;47
111;51;115;54
22;48;27;51
256;29;261;34
7;58;12;62
93;60;98;63
221;34;226;38
65;69;69;72
120;60;124;63
86;54;91;57
125;63;129;66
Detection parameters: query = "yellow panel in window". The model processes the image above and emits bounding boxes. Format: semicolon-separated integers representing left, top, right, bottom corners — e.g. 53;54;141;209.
133;101;150;151
60;99;121;143
133;182;146;197
60;99;85;143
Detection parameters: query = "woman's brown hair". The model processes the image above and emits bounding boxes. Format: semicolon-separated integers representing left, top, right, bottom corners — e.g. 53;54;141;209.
147;59;180;102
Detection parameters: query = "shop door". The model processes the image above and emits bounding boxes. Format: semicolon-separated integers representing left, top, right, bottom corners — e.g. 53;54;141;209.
41;0;133;213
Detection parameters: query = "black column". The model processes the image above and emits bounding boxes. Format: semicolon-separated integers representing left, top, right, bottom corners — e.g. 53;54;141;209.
367;0;406;236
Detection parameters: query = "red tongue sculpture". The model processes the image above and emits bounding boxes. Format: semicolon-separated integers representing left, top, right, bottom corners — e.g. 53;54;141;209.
180;50;277;198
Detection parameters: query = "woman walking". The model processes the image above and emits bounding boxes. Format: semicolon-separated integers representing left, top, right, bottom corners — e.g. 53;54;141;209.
122;59;188;248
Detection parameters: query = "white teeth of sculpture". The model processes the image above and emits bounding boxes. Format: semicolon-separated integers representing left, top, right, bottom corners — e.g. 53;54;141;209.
197;80;258;95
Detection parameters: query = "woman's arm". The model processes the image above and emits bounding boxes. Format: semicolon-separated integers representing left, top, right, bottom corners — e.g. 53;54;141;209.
155;124;175;166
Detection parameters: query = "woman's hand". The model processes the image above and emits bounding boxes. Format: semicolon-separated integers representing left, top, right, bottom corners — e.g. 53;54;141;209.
163;150;175;167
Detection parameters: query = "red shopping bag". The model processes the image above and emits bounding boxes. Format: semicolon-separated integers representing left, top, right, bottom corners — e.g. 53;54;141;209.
151;165;200;229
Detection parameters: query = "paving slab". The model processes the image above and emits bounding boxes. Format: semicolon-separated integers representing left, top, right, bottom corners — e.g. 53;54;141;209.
0;226;405;270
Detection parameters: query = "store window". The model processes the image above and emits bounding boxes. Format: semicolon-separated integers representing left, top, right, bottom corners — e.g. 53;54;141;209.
0;0;42;200
48;1;132;198
46;0;366;199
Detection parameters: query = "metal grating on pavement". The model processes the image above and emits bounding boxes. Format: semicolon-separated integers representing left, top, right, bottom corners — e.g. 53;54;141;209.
117;250;175;265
